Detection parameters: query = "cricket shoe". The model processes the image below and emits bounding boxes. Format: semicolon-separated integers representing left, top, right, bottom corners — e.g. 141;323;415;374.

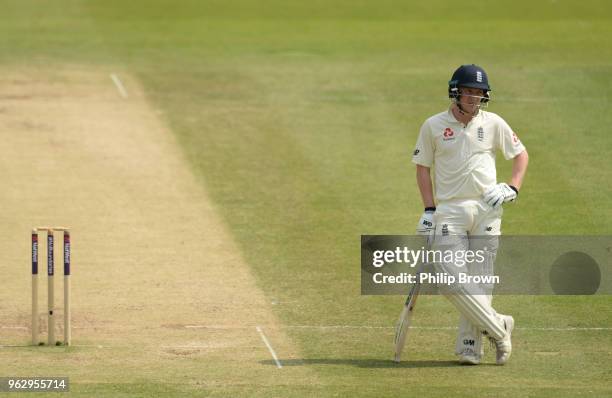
491;315;514;365
458;348;480;365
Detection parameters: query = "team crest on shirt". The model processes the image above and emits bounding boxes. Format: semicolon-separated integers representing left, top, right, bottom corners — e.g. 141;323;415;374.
512;132;520;145
477;127;484;142
443;128;455;141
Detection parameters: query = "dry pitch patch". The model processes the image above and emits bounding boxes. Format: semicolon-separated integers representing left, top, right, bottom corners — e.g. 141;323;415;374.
0;66;315;390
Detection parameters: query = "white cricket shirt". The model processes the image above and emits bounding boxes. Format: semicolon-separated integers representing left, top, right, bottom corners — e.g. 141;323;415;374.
412;108;525;201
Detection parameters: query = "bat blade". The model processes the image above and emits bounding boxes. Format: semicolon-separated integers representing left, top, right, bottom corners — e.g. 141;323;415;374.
393;281;421;362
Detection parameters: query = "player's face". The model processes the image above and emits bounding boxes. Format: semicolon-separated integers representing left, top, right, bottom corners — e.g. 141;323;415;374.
458;87;485;113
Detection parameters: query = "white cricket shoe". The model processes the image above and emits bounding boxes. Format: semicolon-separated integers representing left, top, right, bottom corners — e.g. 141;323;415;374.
492;315;514;365
458;348;480;365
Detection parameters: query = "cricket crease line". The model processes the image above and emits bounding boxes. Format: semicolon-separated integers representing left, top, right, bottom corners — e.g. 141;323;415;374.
256;326;283;369
184;324;612;331
0;344;249;350
285;325;612;331
282;325;612;331
110;73;128;98
3;324;611;332
159;345;236;349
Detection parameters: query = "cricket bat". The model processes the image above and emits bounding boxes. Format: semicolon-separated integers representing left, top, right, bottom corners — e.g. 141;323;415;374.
393;268;422;362
393;236;432;362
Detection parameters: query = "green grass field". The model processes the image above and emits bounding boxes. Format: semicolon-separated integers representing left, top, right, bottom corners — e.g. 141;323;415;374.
0;1;611;396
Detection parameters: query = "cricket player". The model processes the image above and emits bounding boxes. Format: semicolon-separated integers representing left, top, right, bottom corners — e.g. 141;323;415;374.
412;64;529;365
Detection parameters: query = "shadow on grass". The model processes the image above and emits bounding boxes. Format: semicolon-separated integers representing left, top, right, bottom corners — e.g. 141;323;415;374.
260;358;495;368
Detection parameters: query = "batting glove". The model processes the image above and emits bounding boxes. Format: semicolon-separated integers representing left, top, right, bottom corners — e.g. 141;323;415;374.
416;209;436;237
483;183;518;209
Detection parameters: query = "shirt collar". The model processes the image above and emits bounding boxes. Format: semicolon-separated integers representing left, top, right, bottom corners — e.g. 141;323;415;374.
447;106;482;125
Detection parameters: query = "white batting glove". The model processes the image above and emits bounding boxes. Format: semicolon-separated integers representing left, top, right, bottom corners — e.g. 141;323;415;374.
416;210;436;237
483;183;518;209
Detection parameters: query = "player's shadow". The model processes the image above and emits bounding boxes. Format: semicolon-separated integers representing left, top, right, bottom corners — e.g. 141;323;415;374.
260;359;483;368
